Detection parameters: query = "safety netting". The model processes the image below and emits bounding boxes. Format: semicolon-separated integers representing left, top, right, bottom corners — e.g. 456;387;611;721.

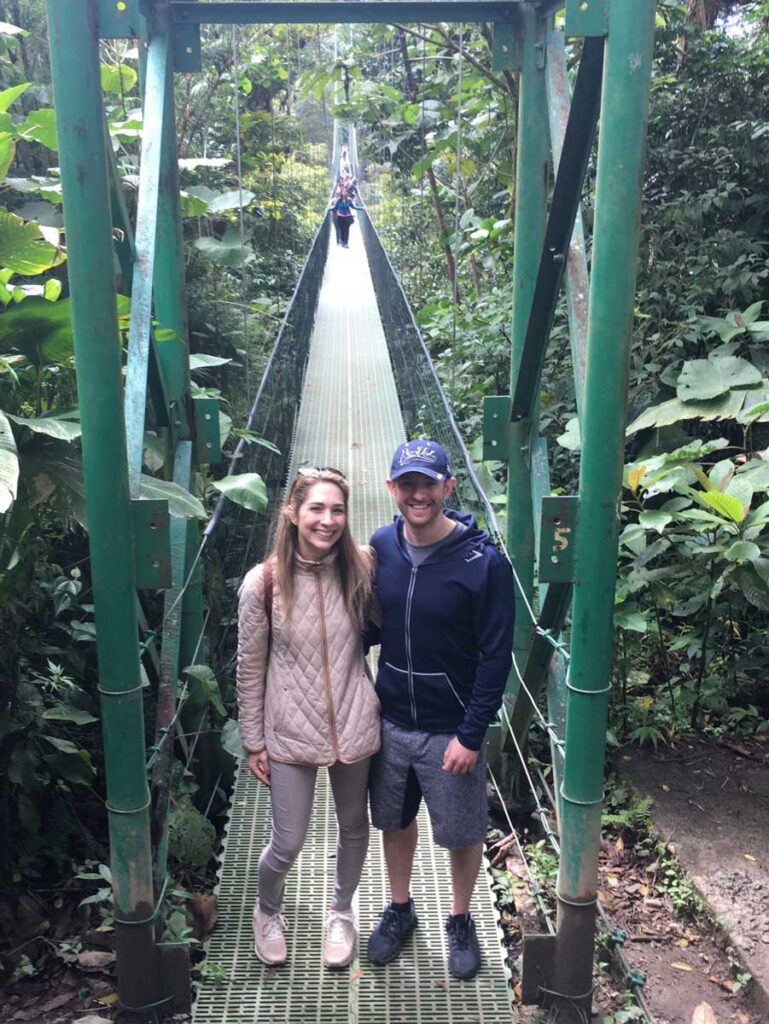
208;213;331;672
357;206;502;539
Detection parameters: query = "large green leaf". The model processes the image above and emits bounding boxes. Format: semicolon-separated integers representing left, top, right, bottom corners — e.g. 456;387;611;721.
3;298;130;370
8;413;82;441
0;409;18;513
698;315;746;344
724;540;760;563
700;491;746;523
739;399;769;423
139;475;206;519
42;704;98;725
183;664;225;716
0;296;76;365
100;63;138;96
0;133;15;181
614;606;648;633
220;718;244;760
207;189;256;213
178;157;228;170
0;208;65;275
626;392;744;433
20;437;87;526
0;22;28;37
0;83;29;113
219;411;232;448
639;510;672;534
676;356;762;402
556;416;581;451
184;185;219;205
211;472;267;512
189;353;232;371
179;191;210;217
17;108;58;151
734;565;769;611
725;476;753;514
194;231;254;267
6;176;63;203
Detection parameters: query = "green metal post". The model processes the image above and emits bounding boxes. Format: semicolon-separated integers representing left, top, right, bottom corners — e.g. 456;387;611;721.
553;1;657;1015
507;2;549;692
46;0;160;1009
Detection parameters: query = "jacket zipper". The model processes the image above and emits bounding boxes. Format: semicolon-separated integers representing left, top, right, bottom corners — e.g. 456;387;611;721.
405;566;418;726
316;574;340;761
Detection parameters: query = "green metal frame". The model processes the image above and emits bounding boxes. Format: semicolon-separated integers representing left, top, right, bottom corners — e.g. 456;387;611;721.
47;0;657;1018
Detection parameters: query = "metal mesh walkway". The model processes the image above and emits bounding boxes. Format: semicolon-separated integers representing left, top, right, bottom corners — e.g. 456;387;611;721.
193;223;516;1024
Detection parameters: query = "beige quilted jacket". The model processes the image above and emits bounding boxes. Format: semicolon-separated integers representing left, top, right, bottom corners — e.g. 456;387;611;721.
236;550;380;765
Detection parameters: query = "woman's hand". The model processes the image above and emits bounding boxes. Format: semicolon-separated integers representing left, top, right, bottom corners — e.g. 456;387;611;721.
247;750;271;786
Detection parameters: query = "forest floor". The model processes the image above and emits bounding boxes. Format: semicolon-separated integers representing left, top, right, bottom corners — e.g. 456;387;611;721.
1;734;768;1024
616;735;769;1024
496;734;769;1024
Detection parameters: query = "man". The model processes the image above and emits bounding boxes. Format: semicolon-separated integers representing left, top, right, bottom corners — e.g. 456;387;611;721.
366;439;515;980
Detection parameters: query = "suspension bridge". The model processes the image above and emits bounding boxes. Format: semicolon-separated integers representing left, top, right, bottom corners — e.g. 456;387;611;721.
44;2;658;1022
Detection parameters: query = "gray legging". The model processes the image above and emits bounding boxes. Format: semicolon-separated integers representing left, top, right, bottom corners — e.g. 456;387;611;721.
258;757;371;915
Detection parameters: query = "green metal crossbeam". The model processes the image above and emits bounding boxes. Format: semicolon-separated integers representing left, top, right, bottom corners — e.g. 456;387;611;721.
510;36;604;424
171;1;520;25
546;30;589;414
124;19;170;496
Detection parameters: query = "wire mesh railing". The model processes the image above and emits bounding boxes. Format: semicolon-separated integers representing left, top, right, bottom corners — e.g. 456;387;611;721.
356;205;654;1020
356;205;502;534
207;211;332;677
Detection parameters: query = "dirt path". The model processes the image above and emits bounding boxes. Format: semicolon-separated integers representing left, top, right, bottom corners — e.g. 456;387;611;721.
618;736;769;1024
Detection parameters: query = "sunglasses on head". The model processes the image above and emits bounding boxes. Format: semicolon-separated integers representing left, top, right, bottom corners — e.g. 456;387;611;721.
297;465;346;479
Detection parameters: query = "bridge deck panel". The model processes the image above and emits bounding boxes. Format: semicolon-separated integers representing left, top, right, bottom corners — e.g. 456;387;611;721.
193;223;516;1024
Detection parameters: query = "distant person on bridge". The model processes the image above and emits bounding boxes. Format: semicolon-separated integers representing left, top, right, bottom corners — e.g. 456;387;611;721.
331;187;355;248
339;145;352;178
365;440;515;981
237;467;380;970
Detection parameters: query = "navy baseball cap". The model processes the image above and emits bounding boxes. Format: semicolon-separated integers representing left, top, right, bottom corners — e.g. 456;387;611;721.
389;440;453;482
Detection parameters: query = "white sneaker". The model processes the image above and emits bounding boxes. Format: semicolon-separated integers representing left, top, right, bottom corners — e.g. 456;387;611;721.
323;908;357;968
253;906;287;965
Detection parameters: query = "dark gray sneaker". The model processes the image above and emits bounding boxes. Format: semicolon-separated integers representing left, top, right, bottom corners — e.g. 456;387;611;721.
446;913;481;980
366;901;418;965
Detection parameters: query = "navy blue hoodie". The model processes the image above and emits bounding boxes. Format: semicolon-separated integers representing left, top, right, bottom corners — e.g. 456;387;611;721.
370;509;515;750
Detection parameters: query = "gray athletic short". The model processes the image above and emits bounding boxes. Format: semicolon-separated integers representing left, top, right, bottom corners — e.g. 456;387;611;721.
369;718;488;849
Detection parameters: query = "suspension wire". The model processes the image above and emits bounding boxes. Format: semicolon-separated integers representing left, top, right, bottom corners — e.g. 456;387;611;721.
487;761;556;934
496;700;654;1022
508;652;566;758
450;24;464;406
146;606;213;771
418;30;426;309
499;703;561;854
232;25;250;402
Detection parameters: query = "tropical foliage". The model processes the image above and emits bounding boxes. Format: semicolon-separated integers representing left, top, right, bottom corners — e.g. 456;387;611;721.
0;0;768;984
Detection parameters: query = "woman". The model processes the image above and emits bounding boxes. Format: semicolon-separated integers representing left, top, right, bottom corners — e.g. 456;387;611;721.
331;187;354;248
237;467;379;969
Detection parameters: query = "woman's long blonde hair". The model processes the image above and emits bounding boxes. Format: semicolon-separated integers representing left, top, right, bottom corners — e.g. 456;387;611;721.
268;467;373;628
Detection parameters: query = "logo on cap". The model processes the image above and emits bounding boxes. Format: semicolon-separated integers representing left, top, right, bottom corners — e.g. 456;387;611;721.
398;443;438;466
389;440;452;481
